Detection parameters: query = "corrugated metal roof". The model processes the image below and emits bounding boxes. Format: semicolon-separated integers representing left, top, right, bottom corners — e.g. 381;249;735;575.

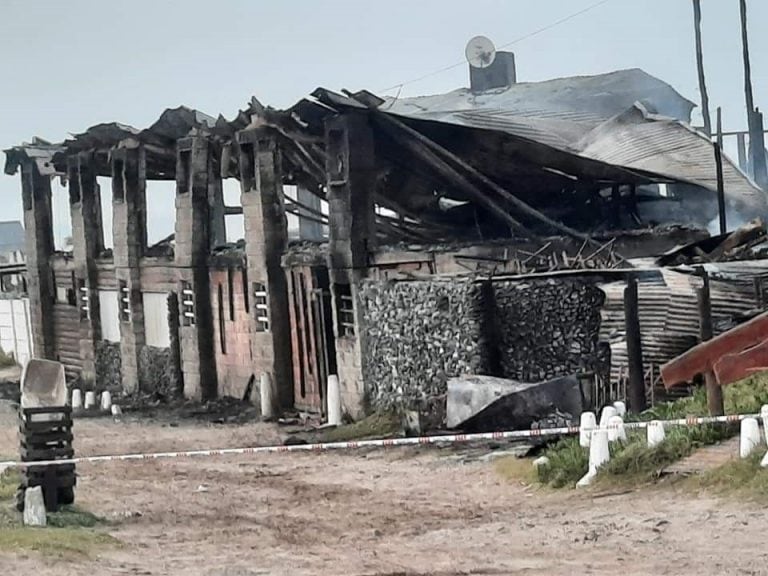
383;69;763;213
599;265;767;386
385;68;694;129
577;104;767;213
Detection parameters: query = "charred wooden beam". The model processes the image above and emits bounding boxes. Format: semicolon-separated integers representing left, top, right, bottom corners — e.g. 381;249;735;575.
363;104;601;247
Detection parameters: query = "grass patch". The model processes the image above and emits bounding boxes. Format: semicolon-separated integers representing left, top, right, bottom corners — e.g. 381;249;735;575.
0;526;115;559
320;411;402;443
0;468;21;501
0;468;117;559
686;453;768;502
494;456;538;485
536;436;588;488
0;348;15;368
530;375;768;489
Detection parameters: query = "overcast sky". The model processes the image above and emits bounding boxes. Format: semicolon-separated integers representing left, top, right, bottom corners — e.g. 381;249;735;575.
2;0;767;243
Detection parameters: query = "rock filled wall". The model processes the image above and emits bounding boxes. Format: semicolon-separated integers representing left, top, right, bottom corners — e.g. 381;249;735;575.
493;279;606;382
138;346;177;400
358;279;487;427
358;277;607;428
94;340;122;393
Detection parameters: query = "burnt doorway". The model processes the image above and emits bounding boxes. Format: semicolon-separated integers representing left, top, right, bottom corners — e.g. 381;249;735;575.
287;265;337;414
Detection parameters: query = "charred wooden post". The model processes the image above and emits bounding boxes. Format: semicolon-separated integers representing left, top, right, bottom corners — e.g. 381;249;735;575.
692;0;712;136
750;109;768;189
624;275;647;412
737;133;748;171
738;0;768;188
753;276;764;309
697;269;724;415
610;185;621;228
715;108;727;234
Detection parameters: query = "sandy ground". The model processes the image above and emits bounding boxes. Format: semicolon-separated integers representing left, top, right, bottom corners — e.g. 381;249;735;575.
0;413;766;576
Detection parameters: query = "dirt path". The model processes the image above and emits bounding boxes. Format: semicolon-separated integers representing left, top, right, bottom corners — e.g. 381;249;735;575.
0;415;765;576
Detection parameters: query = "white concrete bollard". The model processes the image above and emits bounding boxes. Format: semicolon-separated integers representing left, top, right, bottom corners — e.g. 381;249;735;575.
100;391;112;412
740;417;761;459
647;420;666;447
613;401;627;417
84;391;96;410
607;415;627;443
577;428;610;487
579;411;597;448
532;456;550;470
111;404;122;417
761;405;768;445
327;375;342;427
71;389;83;410
260;373;275;420
23;486;46;527
599;405;618;428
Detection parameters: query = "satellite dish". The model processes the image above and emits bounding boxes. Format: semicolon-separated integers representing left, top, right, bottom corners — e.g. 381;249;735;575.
465;36;496;69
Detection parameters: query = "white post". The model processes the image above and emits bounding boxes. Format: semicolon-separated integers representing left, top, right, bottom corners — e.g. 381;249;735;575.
740;417;761;458
260;373;275;420
71;389;83;410
577;428;610;487
100;391;112;412
647;420;666;447
607;415;627;443
84;391;96;410
612;401;627;417
327;374;342;426
599;405;618;428
579;411;596;448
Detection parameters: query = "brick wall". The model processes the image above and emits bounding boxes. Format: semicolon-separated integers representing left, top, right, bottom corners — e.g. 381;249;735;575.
210;267;254;399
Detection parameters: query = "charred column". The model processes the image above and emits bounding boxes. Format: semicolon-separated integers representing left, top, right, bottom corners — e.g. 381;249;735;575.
67;153;104;387
112;145;147;395
174;136;218;401
19;160;56;360
238;129;294;410
325;111;377;419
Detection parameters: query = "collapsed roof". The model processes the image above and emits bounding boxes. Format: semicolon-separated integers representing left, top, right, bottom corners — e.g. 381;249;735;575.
5;68;766;245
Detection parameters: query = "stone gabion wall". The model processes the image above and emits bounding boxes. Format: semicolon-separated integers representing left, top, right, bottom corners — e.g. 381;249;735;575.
358;279;487;427
94;340;122;393
138;346;177;399
493;279;605;382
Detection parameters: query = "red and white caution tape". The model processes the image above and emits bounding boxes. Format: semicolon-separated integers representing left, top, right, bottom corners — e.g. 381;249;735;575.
0;412;756;470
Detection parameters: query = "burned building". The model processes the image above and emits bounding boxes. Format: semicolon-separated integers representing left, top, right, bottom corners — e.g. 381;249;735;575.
4;64;767;423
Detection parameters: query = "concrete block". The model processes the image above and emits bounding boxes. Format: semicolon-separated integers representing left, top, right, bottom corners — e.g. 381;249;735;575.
23;487;46;527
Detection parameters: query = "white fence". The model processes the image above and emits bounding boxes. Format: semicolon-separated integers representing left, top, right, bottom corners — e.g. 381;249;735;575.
0;297;33;365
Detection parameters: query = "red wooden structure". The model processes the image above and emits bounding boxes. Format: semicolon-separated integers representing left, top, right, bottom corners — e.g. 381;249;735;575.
661;311;768;388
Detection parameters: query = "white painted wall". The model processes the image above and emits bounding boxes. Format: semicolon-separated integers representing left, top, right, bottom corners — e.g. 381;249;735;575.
98;290;121;343
143;292;171;348
0;298;33;365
